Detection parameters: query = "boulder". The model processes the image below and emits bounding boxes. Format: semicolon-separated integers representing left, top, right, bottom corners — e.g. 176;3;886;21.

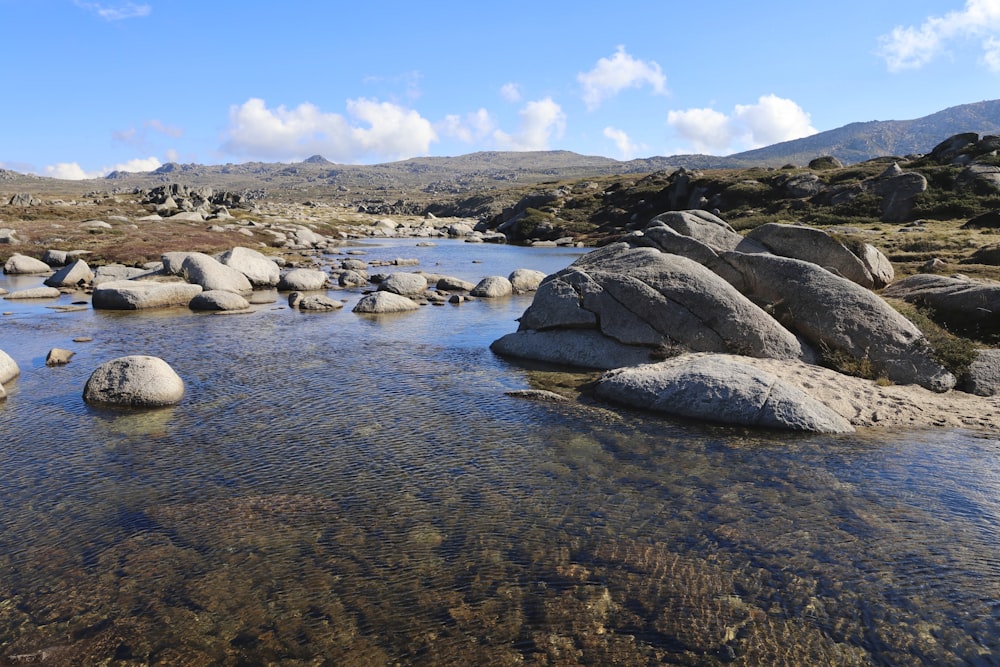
189;290;251;311
958;163;1000;194
0;349;20;384
491;329;653;369
508;268;547;293
719;252;955;392
180;252;253;295
961;349;1000;396
41;249;68;266
83;355;184;407
928;133;980;164
883;274;1000;337
808;156;843;170
4;254;51;275
289;292;344;311
961;210;1000;230
435;276;476;292
44;258;94;288
338;269;369;287
869;167;927;222
595;354;854;433
277;268;328;291
0;228;22;245
161;252;195;275
93;264;150;285
92;280;202;310
378;272;428;296
218;246;280;287
745;223;878;288
470;275;513;298
340;258;369;271
45;348;75;366
352;291;420;314
4;286;61;300
648;210;745;252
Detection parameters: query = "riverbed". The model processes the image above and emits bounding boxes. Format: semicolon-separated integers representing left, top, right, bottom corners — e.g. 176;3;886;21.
0;239;998;665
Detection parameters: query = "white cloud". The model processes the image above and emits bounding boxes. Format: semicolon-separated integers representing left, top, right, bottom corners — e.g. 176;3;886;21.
43;156;162;180
493;98;566;151
500;83;522;103
74;1;151;20
877;0;1000;71
603;126;646;160
221;97;438;163
438;109;496;144
667;95;817;155
578;46;667;110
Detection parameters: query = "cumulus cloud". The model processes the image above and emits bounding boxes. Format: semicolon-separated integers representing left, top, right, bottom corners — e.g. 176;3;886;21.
877;0;1000;71
438;109;496;144
500;83;522;103
578;46;667;110
667;94;817;155
493;98;566;151
603;126;646;160
221;97;438;163
74;1;151;20
43;156;162;180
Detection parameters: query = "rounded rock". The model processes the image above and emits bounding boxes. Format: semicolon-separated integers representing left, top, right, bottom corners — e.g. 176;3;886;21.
83;355;185;407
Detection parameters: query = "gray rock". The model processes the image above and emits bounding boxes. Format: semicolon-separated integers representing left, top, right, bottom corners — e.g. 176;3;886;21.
218;246;280;287
92;280;202;310
781;172;824;198
45;348;75;366
0;349;20;384
167;211;205;222
595;354;854;433
883;273;1000;337
181;252;253;295
508;268;547;293
720;252;955;392
961;349;1000;396
352;291;420;313
189;290;251;311
340;258;369;271
958;163;1000;193
378;272;428;296
4;286;61;300
870;169;927;222
435;276;476;292
858;243;895;288
632;222;725;265
161;252;194;275
93;264;150;285
289;292;344;311
491;329;654;369
44;259;94;288
648;210;745;252
808;156;843;170
744;222;878;288
83;355;184;407
277;268;328;291
41;249;68;266
4;254;51;275
470;275;513;298
0;228;21;245
338;269;369;287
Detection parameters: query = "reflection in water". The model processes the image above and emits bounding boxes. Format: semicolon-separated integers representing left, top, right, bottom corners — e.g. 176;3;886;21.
0;241;998;664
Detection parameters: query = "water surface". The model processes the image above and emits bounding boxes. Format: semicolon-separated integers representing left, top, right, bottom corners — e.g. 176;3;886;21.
0;240;998;665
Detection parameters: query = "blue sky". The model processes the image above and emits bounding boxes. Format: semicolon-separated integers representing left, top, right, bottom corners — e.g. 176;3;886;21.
3;0;1000;178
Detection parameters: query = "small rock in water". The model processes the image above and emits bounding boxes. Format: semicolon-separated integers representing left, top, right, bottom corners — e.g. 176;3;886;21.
46;348;75;366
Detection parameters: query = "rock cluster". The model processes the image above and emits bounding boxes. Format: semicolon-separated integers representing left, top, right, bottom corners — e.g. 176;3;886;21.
492;209;979;431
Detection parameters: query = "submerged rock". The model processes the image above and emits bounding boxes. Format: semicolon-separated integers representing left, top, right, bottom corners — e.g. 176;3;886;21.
92;280;202;310
83;355;185;407
352;291;420;314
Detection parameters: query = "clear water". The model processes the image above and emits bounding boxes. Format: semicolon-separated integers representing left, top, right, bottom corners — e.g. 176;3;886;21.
0;240;998;665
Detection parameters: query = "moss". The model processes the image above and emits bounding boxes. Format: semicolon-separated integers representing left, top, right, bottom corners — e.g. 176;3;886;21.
888;299;980;377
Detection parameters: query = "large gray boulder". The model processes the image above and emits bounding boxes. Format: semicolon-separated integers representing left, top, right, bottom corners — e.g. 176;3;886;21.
595;354;854;433
500;243;808;367
93;264;150;285
92;280;202;310
180;252;253;295
508;268;547;293
0;349;20;385
189;290;251;311
4;286;61;300
961;349;1000;396
491;329;653;369
869;164;927;222
648;210;746;252
436;276;476;292
719;252;955;392
744;222;885;288
44;258;94;288
471;275;514;298
218;246;280;287
277;268;328;291
83;355;184;407
4;254;51;275
289;292;344;311
352;291;420;314
883;273;1000;337
378;272;428;296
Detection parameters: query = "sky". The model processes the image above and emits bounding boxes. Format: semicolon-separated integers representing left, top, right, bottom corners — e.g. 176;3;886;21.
2;0;1000;179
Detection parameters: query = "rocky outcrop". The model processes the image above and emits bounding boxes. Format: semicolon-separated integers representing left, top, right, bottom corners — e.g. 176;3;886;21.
4;254;51;275
595;354;855;433
718;252;954;392
92;280;202;310
883;273;1000;337
83;355;185;407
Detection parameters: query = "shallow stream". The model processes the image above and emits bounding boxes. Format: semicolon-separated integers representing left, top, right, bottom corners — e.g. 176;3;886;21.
0;240;998;665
